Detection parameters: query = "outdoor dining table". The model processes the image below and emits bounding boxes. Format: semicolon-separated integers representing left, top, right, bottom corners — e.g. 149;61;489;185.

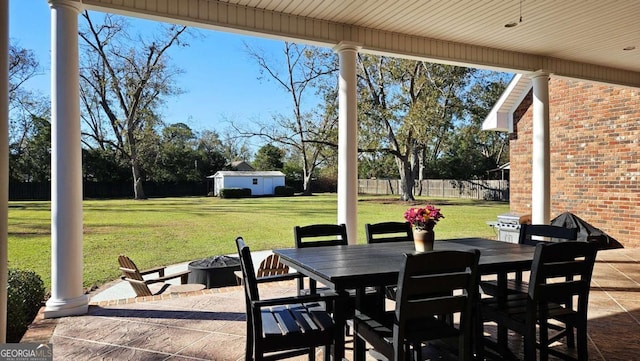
274;237;537;361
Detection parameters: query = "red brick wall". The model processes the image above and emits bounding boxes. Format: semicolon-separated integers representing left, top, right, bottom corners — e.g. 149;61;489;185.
510;78;640;248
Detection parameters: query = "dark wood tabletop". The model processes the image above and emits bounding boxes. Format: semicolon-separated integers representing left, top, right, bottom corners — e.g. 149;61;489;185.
274;238;536;361
275;237;536;291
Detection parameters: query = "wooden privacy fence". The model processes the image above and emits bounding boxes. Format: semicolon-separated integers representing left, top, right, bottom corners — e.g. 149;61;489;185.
358;179;509;201
10;179;508;201
9;181;208;200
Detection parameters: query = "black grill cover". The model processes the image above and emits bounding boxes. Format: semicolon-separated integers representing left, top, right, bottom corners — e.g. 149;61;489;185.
551;212;623;250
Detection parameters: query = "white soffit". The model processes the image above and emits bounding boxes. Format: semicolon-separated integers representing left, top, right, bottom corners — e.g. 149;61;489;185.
83;0;640;88
482;74;531;132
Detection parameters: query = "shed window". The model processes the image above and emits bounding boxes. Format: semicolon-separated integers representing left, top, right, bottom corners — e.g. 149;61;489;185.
253;178;258;185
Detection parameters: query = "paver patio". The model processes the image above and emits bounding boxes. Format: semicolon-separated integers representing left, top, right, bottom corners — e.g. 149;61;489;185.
21;247;640;360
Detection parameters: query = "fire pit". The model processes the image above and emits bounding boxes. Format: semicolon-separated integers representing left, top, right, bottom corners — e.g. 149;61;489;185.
188;255;241;289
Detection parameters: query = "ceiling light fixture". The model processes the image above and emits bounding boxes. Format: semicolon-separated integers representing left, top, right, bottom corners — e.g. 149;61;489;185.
505;0;523;28
623;46;636;51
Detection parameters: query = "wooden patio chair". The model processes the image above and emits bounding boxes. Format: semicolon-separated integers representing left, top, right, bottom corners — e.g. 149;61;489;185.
365;221;413;244
256;254;289;277
293;224;348;295
481;224;579;296
118;254;191;297
294;223;381;334
478;241;598;361
353;249;480;361
234;253;301;285
236;237;338;361
365;221;414;300
518;224;579;246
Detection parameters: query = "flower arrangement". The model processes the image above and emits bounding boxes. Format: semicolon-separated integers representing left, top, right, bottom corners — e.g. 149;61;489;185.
404;205;444;230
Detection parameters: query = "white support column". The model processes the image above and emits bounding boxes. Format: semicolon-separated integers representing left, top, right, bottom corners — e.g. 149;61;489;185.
0;0;9;343
530;73;551;225
333;42;360;244
44;0;88;318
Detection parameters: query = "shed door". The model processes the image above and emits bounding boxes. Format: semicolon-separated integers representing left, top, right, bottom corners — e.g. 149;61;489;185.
215;177;224;196
263;177;273;195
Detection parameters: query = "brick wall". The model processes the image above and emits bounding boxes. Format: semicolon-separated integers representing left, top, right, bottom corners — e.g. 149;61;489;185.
510;78;640;248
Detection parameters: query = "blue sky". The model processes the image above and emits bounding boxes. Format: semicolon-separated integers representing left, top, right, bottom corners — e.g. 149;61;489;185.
9;0;301;137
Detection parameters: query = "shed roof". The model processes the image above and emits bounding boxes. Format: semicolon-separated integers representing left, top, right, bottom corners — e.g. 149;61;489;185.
228;161;255;171
207;171;286;178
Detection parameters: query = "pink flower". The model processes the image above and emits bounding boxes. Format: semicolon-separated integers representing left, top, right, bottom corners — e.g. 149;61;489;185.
404;205;444;230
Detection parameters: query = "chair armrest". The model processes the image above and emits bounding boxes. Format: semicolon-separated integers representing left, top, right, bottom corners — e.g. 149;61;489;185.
153;270;191;284
122;277;147;286
139;265;167;277
252;291;341;308
354;309;394;328
255;272;304;284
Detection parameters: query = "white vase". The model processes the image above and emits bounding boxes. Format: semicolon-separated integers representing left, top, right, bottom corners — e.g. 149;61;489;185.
413;228;435;252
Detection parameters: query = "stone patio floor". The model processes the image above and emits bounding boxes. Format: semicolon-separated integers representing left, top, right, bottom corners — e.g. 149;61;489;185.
21;247;640;360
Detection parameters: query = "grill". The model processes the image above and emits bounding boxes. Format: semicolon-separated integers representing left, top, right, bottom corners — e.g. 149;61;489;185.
489;213;530;243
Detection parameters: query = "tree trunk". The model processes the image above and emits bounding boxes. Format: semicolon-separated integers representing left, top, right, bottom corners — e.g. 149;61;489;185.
131;158;146;200
302;173;313;195
397;158;415;201
415;147;425;196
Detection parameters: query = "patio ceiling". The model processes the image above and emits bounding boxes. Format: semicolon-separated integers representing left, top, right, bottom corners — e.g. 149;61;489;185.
84;0;640;88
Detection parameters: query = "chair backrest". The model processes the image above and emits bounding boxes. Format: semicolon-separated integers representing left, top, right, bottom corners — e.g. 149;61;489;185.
518;224;579;246
365;221;414;244
256;254;289;278
393;249;480;361
528;241;598;303
118;254;143;281
118;254;153;297
294;224;348;248
236;237;260;303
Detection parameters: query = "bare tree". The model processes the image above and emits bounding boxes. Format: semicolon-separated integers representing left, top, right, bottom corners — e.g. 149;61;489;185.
357;56;474;201
8;42;52;181
8;43;43;143
8;44;39;97
78;12;189;199
216;127;253;164
237;42;338;194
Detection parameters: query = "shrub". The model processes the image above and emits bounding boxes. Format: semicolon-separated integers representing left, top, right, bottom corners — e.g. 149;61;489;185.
7;268;45;342
219;188;252;198
274;185;295;196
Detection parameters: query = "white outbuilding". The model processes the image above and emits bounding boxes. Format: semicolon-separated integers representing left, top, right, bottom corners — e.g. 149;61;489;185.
208;171;286;196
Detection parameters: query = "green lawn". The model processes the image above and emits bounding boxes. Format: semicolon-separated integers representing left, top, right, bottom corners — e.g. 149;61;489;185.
8;194;509;291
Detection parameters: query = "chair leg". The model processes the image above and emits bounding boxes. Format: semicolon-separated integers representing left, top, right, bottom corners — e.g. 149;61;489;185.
412;342;422;361
461;321;472;361
308;347;315;361
253;343;262;361
539;318;549;361
354;334;366;361
576;323;588;361
246;320;254;361
323;345;331;361
475;307;485;361
565;319;576;348
524;316;537;361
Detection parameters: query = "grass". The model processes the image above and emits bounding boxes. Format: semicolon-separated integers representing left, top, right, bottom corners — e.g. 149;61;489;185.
8;194;509;292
